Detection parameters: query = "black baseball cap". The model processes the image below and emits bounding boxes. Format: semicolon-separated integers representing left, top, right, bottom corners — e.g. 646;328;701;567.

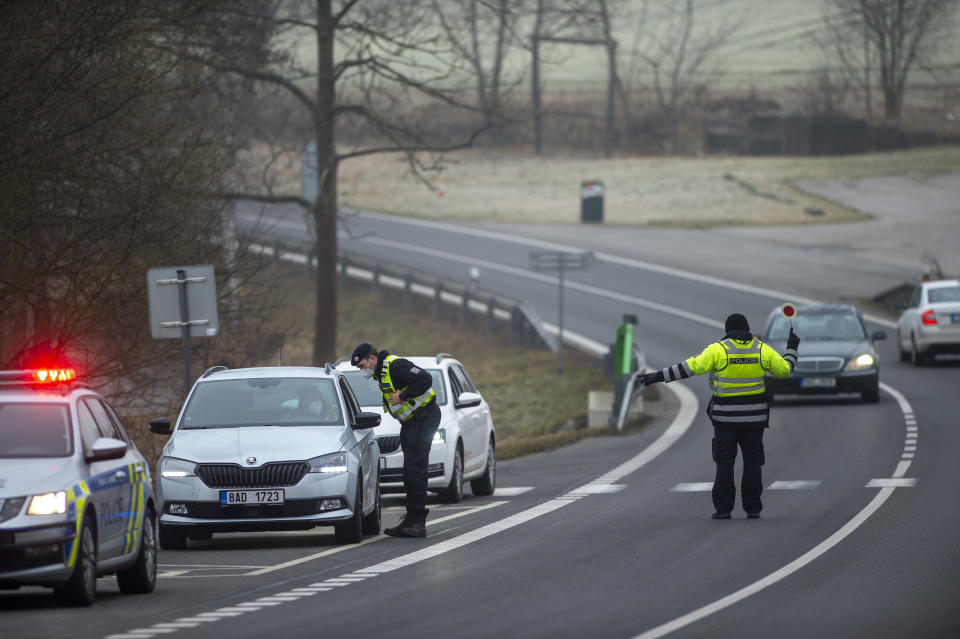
351;342;373;366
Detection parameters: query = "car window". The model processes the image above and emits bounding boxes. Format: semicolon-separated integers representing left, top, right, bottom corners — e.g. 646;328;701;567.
76;401;102;454
455;365;478;393
342;369;447;407
179;378;343;429
84;398;122;440
99;400;133;444
767;311;867;341
0;403;72;458
448;366;468;398
909;287;921;308
927;285;960;304
338;378;360;421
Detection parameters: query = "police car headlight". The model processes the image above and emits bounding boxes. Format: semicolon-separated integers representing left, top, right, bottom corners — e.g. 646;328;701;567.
308;452;348;474
27;491;66;515
160;456;197;478
432;428;446;446
845;354;876;371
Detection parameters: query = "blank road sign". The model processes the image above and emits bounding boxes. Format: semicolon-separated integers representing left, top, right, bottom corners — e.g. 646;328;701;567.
146;265;219;339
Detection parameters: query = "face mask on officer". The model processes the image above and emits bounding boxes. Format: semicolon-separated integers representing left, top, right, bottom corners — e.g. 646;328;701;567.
360;367;374;380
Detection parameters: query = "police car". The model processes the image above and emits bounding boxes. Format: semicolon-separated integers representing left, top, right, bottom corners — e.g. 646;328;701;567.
0;368;156;606
338;353;496;503
150;365;382;548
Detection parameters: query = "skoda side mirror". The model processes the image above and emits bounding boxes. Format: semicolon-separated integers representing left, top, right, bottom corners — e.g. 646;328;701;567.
353;411;381;430
149;417;172;435
455;391;482;409
87;437;127;463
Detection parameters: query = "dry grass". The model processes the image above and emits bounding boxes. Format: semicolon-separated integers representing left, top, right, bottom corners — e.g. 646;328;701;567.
337;145;960;226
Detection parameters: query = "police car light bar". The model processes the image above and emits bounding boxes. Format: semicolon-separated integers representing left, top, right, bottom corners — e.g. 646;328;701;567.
0;368;77;385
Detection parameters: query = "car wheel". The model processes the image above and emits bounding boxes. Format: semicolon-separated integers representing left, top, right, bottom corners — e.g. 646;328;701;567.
470;439;496;497
910;334;926;367
897;330;910;362
55;516;97;606
335;481;363;544
158;523;187;550
438;444;464;503
117;508;157;594
361;478;381;535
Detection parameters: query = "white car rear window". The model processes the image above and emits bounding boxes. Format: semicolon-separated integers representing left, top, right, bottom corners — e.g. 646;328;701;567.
928;285;960;304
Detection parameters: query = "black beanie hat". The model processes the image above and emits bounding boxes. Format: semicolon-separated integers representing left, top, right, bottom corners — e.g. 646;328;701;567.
351;342;373;366
724;313;750;333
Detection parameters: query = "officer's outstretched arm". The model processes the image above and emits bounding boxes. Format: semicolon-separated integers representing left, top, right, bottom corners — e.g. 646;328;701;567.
640;345;718;386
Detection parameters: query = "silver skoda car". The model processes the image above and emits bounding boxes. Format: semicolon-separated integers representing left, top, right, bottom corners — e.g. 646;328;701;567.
150;365;381;548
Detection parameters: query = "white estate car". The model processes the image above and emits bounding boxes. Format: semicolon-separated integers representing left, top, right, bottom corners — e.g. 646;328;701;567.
896;279;960;365
0;368;156;606
150;365;382;548
338;353;496;503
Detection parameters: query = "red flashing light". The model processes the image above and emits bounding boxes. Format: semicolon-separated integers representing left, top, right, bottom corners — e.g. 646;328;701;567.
921;310;937;326
32;368;76;383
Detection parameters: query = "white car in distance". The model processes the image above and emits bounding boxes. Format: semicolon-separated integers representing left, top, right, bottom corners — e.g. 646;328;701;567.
896;279;960;365
338;353;496;503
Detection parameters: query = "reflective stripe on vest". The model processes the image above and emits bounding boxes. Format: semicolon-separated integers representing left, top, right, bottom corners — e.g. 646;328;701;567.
712;338;767;397
379;355;436;422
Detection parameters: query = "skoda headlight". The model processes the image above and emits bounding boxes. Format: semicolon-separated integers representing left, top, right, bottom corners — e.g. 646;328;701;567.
27;491;66;515
308;452;348;474
432;428;446;446
845;353;876;371
160;456;197;478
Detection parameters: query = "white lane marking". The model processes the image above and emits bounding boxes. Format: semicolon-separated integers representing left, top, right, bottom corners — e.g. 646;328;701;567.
672;483;713;492
567;483;627;495
108;380;697;639
902;453;915;459
866;478;918;488
495;487;535;496
904;446;916;452
631;380;917;639
157;570;188;578
767;481;822;490
346;210;898;329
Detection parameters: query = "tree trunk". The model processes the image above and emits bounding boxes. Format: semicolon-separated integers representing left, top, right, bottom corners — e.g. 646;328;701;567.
312;0;337;365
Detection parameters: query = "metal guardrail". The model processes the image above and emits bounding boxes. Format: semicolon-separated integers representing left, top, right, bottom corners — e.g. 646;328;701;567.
241;235;557;352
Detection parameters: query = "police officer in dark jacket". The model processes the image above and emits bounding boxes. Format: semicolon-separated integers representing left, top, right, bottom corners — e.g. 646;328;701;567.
639;314;799;519
352;343;440;537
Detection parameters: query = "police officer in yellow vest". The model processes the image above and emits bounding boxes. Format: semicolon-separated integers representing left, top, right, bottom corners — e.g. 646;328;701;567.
352;342;439;537
639;314;800;519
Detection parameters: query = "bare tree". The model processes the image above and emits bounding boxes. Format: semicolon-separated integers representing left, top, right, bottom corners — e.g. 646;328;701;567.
181;1;493;365
824;0;958;122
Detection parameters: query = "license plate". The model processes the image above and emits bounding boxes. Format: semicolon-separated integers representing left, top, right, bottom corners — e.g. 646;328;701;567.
219;489;284;506
801;377;836;388
952;314;959;324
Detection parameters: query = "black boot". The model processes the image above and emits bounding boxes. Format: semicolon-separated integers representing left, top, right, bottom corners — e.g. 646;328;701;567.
384;515;426;538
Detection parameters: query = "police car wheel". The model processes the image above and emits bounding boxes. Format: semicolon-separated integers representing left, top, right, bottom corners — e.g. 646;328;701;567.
361;479;381;535
159;523;187;550
439;445;464;503
55;518;97;606
335;481;364;544
117;509;157;594
470;440;496;497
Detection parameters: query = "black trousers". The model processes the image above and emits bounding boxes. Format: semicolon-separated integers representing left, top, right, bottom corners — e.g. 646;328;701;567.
712;427;765;515
398;400;441;519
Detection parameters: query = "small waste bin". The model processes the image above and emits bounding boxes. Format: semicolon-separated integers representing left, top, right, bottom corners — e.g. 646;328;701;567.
580;181;604;223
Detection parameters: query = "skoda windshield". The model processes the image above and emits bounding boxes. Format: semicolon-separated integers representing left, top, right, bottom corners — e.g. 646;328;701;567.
767;310;867;342
342;369;447;407
0;403;73;458
179;378;343;429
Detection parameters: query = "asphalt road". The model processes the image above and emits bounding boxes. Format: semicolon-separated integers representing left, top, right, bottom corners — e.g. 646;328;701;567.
4;179;959;638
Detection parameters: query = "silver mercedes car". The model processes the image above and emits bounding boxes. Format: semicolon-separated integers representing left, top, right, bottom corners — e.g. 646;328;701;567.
150;365;381;548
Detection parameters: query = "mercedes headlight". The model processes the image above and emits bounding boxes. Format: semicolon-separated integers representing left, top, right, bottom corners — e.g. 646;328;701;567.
432;428;446;446
308;452;348;474
27;491;66;515
845;353;876;371
160;456;197;478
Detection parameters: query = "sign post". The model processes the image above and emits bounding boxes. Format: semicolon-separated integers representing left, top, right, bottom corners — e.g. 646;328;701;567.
528;251;593;374
147;265;219;396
